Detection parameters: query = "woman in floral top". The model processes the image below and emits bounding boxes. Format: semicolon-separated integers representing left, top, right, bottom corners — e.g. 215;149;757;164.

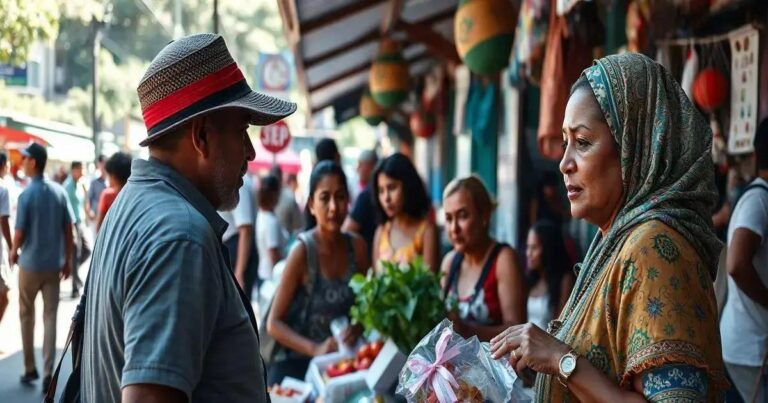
490;53;727;402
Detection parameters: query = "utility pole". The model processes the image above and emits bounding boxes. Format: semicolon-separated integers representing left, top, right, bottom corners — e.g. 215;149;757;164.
213;0;219;33
173;0;183;38
91;17;101;161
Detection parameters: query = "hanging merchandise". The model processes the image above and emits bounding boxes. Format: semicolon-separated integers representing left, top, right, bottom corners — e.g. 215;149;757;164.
728;27;759;154
625;1;648;53
556;0;581;16
454;0;517;75
510;0;549;85
370;39;409;108
360;88;387;126
410;109;437;138
680;44;699;102
537;0;594;160
692;68;728;112
465;78;498;145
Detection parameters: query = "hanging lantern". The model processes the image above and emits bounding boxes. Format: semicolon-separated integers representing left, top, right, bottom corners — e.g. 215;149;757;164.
369;39;409;108
360;88;387;126
410;110;436;138
692;68;728;112
454;0;517;75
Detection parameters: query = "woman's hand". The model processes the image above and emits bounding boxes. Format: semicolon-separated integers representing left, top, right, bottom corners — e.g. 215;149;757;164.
490;323;571;375
313;337;338;356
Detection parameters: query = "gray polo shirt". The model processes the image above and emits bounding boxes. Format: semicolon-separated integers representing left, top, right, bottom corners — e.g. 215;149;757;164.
15;176;72;271
82;158;267;402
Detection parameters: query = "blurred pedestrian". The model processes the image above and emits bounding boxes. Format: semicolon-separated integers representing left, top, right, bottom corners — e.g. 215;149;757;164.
343;149;379;256
256;174;287;283
95;152;133;233
372;152;438;272
441;175;526;341
315;138;340;164
529;170;569;229
10;142;73;392
85;154;107;236
0;152;13;325
266;161;367;384
81;33;295;402
220;173;259;301
524;220;575;330
272;166;303;237
720;118;768;403
63;161;90;298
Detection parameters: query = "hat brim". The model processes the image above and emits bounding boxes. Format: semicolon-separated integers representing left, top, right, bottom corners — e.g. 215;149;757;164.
139;90;297;147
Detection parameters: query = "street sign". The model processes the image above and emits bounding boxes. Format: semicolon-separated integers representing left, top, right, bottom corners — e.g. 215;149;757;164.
257;53;292;92
260;120;291;153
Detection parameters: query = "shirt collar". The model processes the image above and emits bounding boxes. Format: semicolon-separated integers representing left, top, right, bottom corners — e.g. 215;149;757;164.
129;158;228;238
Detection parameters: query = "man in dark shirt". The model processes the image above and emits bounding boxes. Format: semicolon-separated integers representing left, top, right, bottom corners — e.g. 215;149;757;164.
82;33;295;403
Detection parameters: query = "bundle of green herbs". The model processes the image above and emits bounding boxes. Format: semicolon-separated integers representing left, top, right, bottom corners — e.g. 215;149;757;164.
349;257;447;353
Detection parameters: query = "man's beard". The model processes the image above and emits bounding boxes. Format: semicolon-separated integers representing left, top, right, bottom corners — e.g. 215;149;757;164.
213;155;240;210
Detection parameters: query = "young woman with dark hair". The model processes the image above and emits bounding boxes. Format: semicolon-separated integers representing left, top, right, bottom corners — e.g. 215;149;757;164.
266;161;368;385
371;153;438;272
524;220;575;330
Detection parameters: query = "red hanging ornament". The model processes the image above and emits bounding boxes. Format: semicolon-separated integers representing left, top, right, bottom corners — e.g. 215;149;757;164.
692;68;728;112
410;110;436;138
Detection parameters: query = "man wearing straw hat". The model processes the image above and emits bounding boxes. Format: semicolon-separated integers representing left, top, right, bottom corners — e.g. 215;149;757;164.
81;33;296;402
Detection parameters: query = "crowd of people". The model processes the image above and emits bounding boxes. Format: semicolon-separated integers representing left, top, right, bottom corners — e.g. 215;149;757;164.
0;143;133;393
2;35;758;403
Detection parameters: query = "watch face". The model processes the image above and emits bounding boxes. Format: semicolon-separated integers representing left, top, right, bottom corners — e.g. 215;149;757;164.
561;355;576;373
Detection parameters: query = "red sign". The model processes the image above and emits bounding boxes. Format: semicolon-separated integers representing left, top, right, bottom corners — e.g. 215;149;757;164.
260;120;291;153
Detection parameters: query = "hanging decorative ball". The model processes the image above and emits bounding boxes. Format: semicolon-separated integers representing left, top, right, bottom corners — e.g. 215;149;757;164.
359;88;387;126
454;0;517;75
410;109;436;138
369;39;409;108
692;68;728;112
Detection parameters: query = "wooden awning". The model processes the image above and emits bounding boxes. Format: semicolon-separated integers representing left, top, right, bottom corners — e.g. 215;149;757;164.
277;0;460;117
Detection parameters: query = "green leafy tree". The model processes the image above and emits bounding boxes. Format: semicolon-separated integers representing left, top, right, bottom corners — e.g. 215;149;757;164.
0;0;60;65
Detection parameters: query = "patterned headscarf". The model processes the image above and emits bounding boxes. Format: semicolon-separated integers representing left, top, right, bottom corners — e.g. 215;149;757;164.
577;52;722;280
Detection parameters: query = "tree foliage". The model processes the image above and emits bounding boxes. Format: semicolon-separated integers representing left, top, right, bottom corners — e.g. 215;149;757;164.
0;0;60;65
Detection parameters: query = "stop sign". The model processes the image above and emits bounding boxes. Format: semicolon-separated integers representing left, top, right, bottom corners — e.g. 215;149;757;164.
260;120;291;153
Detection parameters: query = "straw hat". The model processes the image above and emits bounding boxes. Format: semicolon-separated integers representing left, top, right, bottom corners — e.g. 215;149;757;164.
137;33;296;146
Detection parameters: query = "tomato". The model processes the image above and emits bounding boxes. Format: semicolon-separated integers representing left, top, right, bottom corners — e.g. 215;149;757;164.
355;356;373;370
370;341;384;358
357;344;373;360
326;359;356;378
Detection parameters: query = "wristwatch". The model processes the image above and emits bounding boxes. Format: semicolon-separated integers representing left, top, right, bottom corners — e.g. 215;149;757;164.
557;350;578;387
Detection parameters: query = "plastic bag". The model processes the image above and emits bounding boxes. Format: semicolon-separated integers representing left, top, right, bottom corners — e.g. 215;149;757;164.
396;319;532;402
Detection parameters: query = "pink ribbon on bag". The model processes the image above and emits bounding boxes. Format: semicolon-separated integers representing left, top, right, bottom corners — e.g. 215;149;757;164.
408;327;461;403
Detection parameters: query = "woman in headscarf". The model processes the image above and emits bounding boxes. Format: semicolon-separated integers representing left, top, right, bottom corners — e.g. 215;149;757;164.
490;53;728;401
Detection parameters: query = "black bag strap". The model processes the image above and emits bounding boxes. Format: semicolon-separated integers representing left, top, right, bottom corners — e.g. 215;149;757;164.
221;245;271;403
44;290;86;402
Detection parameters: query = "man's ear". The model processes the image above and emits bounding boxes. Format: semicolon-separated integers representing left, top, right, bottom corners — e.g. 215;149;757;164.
190;116;211;158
